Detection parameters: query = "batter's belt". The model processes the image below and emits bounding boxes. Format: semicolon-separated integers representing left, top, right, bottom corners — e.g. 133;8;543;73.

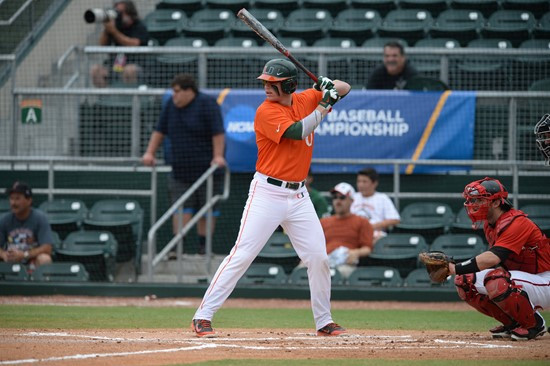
267;177;306;190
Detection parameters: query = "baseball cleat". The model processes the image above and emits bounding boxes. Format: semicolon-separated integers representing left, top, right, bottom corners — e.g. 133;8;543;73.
489;323;518;339
191;319;217;338
317;322;346;336
510;313;546;341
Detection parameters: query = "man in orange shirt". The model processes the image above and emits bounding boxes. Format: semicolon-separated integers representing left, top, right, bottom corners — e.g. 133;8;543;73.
191;59;351;338
447;177;550;341
322;182;373;278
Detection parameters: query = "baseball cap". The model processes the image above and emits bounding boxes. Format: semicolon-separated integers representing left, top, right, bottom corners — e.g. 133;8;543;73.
330;182;355;198
6;181;32;198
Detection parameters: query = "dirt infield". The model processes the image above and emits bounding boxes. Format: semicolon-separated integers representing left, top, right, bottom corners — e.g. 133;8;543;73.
1;296;549;365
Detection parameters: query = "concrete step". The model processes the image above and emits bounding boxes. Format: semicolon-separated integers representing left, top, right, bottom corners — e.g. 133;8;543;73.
138;253;226;283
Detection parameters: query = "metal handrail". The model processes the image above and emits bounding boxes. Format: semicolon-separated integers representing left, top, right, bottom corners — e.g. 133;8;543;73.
0;0;32;26
147;164;230;281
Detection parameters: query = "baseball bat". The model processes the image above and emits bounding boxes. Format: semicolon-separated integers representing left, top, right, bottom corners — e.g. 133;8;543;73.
237;8;318;83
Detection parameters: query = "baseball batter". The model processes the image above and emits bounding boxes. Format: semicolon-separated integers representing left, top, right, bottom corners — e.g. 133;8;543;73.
191;59;351;338
449;177;550;340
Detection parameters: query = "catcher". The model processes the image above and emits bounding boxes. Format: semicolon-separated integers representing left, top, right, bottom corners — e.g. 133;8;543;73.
534;113;550;166
420;177;550;341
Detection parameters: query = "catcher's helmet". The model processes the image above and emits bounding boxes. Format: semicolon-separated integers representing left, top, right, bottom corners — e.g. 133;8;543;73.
463;177;511;226
534;113;550;166
257;59;298;94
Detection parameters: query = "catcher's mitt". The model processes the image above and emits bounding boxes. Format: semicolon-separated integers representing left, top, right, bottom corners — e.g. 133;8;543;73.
418;251;454;283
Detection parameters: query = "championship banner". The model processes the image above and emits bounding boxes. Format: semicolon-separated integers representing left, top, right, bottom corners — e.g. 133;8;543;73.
159;90;475;173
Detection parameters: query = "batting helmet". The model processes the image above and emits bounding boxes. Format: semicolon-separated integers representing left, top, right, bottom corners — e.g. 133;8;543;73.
534;114;550;166
463;177;512;225
257;59;298;94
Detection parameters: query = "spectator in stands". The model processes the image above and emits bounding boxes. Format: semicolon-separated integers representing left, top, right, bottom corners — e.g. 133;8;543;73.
351;168;400;242
306;169;330;218
142;74;226;256
90;0;149;87
322;182;373;278
367;41;418;90
0;181;53;269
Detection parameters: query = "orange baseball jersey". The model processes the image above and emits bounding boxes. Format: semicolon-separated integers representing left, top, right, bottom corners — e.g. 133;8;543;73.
321;214;374;254
255;89;323;182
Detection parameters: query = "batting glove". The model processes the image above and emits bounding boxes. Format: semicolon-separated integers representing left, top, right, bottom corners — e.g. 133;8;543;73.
318;88;340;110
313;76;335;91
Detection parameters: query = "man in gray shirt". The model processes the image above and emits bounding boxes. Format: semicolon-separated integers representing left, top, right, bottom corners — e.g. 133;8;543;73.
0;181;53;269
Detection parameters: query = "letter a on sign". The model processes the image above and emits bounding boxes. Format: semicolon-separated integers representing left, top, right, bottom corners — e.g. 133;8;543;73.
20;99;43;124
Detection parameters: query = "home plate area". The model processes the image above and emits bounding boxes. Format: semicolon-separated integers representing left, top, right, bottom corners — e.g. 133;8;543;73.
1;329;548;365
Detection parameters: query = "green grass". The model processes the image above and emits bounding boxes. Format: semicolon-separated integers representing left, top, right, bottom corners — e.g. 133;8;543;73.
1;305;548;332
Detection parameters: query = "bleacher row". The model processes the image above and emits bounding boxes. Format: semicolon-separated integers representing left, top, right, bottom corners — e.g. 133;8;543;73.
145;3;550;47
0;199;144;282
1;200;548;283
134;2;550;91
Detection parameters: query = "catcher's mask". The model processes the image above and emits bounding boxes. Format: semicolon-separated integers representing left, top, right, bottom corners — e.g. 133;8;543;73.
534;113;550;166
257;59;298;94
463;177;512;227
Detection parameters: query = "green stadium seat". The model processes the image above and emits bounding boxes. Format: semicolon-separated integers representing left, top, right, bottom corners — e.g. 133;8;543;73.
289;266;344;285
83;200;143;266
348;266;403;287
413;38;460;74
403;268;453;287
350;0;397;17
400;0;448;17
230;8;284;39
520;204;550;235
502;0;549;14
330;8;382;44
31;262;90;282
38;199;88;240
210;37;259;88
143;9;187;45
449;0;499;18
96;82;155;108
456;38;513;90
378;9;434;45
512;39;550;90
56;230;118;282
450;206;484;236
255;231;300;274
308;37;358;81
237;263;288;285
405;76;450;91
253;0;300;17
430;234;486;261
179;8;235;45
155;0;203;17
0;198;9;216
0;262;29;281
529;77;550;91
535;12;550;38
205;0;250;12
302;0;348;17
483;10;536;47
279;8;333;46
393;202;454;243
430;9;485;47
153;37;207;87
361;233;429;277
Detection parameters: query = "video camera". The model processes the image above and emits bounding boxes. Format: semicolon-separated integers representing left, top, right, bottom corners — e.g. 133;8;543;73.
84;8;119;23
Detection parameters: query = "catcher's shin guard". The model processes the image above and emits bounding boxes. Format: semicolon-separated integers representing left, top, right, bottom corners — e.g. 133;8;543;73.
455;273;515;326
484;268;538;329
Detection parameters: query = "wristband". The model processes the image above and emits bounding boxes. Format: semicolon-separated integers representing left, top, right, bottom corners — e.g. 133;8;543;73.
455;257;479;275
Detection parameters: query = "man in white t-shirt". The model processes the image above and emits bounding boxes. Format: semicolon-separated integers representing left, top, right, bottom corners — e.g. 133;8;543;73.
350;168;400;242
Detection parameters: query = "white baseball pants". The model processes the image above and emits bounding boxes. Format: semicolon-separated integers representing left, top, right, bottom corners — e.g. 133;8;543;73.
194;172;334;330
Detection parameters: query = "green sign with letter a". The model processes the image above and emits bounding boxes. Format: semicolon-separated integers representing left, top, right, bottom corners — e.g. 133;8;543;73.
21;99;42;124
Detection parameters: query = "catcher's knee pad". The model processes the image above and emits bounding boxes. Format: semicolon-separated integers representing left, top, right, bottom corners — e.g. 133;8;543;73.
454;273;476;300
455;272;514;325
484;268;537;329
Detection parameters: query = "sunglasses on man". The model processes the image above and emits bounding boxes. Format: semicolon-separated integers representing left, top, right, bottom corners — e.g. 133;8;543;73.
331;194;347;200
